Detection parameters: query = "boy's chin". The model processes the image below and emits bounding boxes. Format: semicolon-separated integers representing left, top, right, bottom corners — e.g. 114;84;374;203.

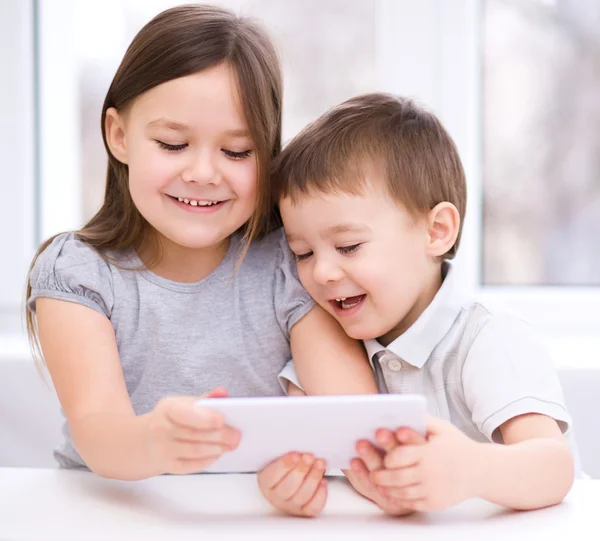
338;322;377;341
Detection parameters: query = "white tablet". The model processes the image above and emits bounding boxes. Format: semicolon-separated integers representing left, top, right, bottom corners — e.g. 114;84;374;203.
195;394;427;473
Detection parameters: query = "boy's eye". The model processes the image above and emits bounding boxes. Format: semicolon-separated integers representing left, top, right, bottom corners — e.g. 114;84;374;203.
156;140;188;152
337;244;361;255
222;149;253;160
294;251;313;262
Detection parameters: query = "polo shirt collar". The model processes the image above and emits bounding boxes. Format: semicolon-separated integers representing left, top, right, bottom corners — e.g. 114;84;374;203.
363;262;467;369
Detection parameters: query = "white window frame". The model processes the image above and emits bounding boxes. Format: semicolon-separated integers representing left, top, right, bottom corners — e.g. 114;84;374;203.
7;0;596;365
0;0;36;343
376;0;600;365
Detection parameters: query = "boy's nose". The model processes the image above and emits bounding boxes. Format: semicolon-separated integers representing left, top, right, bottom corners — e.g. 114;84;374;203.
312;258;344;285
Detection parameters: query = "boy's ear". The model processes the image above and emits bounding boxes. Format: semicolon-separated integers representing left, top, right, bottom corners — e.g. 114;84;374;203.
426;202;460;258
104;107;129;164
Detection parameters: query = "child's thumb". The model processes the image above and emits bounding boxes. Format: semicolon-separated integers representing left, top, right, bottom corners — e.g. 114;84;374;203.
201;387;229;399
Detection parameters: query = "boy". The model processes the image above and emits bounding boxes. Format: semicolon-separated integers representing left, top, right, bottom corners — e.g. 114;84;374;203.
260;93;578;516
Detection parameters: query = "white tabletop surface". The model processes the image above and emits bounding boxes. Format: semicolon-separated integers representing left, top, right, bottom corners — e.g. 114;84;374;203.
0;468;598;540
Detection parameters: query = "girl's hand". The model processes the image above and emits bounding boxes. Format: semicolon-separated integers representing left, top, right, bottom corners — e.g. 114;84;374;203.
258;452;328;517
146;388;241;474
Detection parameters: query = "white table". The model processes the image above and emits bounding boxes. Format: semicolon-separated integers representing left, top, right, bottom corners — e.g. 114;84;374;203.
0;468;598;540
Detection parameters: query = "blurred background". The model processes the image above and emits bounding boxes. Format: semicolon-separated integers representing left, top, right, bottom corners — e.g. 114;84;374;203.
0;0;599;472
1;0;600;360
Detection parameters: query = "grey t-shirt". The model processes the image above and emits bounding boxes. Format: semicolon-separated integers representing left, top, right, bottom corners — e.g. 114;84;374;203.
28;228;315;469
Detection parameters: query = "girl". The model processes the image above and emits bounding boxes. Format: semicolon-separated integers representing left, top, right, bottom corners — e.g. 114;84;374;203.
26;3;376;506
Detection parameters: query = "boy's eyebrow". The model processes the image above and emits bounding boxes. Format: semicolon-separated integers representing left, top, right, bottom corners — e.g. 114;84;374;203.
325;223;372;237
286;224;372;243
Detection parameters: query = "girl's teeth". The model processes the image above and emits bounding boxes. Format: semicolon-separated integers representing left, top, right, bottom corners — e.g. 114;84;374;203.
176;197;220;206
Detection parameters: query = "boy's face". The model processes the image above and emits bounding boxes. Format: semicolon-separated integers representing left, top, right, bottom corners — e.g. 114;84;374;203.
280;181;442;345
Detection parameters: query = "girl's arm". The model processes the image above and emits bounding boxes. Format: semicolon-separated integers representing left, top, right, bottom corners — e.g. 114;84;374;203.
36;298;238;480
290;305;378;395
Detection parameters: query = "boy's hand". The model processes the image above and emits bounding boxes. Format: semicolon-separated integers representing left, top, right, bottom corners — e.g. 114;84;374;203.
370;416;480;512
146;388;240;475
345;427;426;515
258;453;328;517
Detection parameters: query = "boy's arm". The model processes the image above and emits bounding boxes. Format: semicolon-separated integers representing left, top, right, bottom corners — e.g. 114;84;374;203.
290;305;378;395
459;316;575;508
472;413;574;509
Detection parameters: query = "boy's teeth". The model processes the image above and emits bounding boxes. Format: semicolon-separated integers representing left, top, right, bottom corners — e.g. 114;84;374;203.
335;297;346;302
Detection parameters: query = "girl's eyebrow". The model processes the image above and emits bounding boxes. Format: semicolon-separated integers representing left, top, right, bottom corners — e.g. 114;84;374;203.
145;120;250;139
224;128;251;138
146;118;190;131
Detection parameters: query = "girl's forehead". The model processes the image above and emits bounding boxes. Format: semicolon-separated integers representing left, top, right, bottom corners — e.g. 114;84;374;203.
128;65;247;128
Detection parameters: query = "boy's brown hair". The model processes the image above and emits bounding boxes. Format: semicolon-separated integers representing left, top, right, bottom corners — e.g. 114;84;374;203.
272;93;467;259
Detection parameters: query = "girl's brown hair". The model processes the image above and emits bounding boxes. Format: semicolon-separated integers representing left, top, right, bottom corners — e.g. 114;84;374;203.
26;4;283;363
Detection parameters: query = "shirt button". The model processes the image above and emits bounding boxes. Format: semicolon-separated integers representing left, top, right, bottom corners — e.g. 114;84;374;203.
387;359;403;372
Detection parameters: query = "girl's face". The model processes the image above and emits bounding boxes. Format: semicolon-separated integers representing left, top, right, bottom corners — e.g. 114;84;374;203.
105;63;258;252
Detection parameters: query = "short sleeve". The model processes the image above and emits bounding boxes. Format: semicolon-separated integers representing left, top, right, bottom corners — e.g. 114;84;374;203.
462;315;571;443
273;229;316;337
277;359;304;394
28;233;114;318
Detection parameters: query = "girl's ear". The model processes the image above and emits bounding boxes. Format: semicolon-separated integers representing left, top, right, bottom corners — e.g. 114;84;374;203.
426;202;460;258
105;107;129;164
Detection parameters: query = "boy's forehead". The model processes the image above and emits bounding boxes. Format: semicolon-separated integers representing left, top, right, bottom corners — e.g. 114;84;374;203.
281;178;388;209
281;191;379;240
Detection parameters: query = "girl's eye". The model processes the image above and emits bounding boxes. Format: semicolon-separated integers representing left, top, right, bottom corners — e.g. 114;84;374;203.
295;252;313;262
156;140;188;152
337;244;361;255
222;149;253;160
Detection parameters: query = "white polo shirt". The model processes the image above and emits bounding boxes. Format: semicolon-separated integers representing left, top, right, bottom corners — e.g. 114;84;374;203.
280;262;582;476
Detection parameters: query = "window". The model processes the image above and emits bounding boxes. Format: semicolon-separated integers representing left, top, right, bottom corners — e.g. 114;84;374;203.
483;0;600;286
0;1;36;344
2;0;598;364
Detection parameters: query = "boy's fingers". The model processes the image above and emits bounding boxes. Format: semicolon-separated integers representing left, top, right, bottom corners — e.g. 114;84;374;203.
259;453;301;491
273;454;315;500
375;429;399;453
291;459;327;507
371;464;420;488
356;440;383;471
383;445;422;470
382;483;424;501
301;480;328;517
395;427;428;445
